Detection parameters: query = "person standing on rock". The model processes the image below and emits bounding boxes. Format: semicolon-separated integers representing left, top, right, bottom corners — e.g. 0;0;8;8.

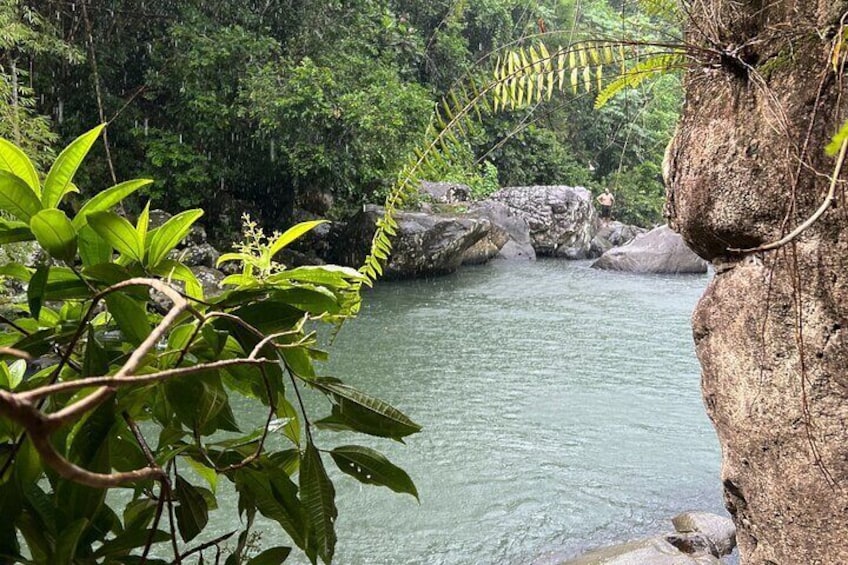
596;188;615;221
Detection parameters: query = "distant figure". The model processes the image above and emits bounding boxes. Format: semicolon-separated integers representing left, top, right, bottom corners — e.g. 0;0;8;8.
596;188;615;221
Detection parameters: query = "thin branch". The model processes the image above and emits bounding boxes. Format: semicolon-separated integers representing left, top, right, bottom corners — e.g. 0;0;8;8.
179;531;237;561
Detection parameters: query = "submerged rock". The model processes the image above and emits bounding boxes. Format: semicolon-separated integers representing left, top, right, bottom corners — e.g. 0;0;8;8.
559;537;720;565
488;185;597;258
555;511;734;565
591;225;708;274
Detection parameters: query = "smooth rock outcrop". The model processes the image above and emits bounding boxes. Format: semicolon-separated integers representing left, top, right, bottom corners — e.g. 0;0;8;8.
488;186;596;258
591;225;707;274
560;537;721;565
589;221;647;257
329;205;489;278
555;511;734;565
463;200;535;262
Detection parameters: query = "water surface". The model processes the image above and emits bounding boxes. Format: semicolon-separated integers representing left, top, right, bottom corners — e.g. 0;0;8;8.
290;259;723;564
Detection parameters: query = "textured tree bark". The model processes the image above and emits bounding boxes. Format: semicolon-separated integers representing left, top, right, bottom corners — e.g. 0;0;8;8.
667;2;848;563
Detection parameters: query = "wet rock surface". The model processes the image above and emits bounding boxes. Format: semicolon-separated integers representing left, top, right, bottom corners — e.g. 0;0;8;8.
591;225;708;274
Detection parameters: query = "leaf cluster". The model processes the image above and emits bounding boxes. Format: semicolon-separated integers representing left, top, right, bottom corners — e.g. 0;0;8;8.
0;128;421;564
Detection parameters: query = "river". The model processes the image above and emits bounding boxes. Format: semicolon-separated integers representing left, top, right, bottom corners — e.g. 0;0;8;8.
219;259;725;563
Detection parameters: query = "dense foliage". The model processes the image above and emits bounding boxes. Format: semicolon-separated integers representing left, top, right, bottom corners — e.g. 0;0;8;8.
1;0;681;233
0;129;420;564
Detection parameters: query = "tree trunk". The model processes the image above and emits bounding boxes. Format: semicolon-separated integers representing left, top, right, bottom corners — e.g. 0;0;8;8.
666;2;848;563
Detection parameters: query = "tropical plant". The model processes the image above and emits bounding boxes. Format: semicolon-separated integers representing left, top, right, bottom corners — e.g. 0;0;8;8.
0;126;420;564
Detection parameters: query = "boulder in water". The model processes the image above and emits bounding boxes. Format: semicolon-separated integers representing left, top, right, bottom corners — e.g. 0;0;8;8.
329;205;490;279
559;537;721;565
463;200;535;262
488;185;596;258
591;225;708;274
671;511;736;557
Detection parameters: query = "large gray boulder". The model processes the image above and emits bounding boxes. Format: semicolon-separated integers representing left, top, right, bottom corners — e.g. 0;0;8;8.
488;186;597;258
463;200;535;262
671;511;736;558
329;205;489;279
591;225;708;274
589;221;648;257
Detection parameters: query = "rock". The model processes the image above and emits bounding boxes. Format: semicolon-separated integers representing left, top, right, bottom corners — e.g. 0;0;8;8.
420;181;471;204
591;225;708;274
559;537;721;565
589;221;648;257
191;266;225;298
465;200;535;261
329;205;490;279
488;186;596;258
672;512;736;557
169;243;220;268
297;189;334;216
148;209;172;229
185;224;207;246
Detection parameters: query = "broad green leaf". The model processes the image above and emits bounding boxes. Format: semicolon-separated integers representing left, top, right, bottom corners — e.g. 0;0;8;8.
72;178;153;229
77;225;113;267
42;124;105;208
247;547;293;565
146;209;203;269
186;459;218;494
300;443;336;564
313;378;421;440
27;265;49;321
0;138;40;195
233;468;306;549
44;267;90;300
275;394;301;446
87;210;144;262
105;292;150;346
0;217;34;244
53;518;89;565
0;360;26;390
330;445;418;500
92;528;169;558
175;476;209;542
136;200;151;244
0;170;42;222
29;209;78;262
267;265;367;288
152;259;204;300
0;263;32;281
268;220;327;258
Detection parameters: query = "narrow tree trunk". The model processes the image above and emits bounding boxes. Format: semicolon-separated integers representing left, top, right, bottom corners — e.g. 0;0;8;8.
667;3;848;563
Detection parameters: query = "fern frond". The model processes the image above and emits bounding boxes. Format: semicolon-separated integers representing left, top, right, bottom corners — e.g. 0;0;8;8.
594;52;685;109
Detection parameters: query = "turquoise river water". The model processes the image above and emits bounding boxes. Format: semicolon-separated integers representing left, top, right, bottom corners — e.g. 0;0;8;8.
215;259;726;564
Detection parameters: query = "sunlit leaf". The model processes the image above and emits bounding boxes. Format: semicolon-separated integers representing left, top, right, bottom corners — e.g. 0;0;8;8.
0;170;42;222
42;124;105;208
147;209;203;268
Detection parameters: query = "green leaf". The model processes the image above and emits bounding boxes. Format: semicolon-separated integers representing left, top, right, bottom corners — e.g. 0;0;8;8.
29;209;78;262
0;138;40;195
0;217;34;244
27;265;49;321
330;445;418;500
72;178;153;229
4;360;26;390
53;518;89;565
0;170;43;222
827;119;848;157
152;259;204;300
42;124;105;208
136;200;151;244
268;220;327;258
105;292;150;346
300;443;336;564
92;528;169;558
312;378;421;440
146;209;203;269
247;547;293;565
233;468;306;549
186;459;218;494
87;210;144;262
77;225;113;267
175;476;209;542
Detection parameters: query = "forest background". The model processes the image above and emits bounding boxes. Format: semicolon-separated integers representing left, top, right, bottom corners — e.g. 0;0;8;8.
1;0;681;238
